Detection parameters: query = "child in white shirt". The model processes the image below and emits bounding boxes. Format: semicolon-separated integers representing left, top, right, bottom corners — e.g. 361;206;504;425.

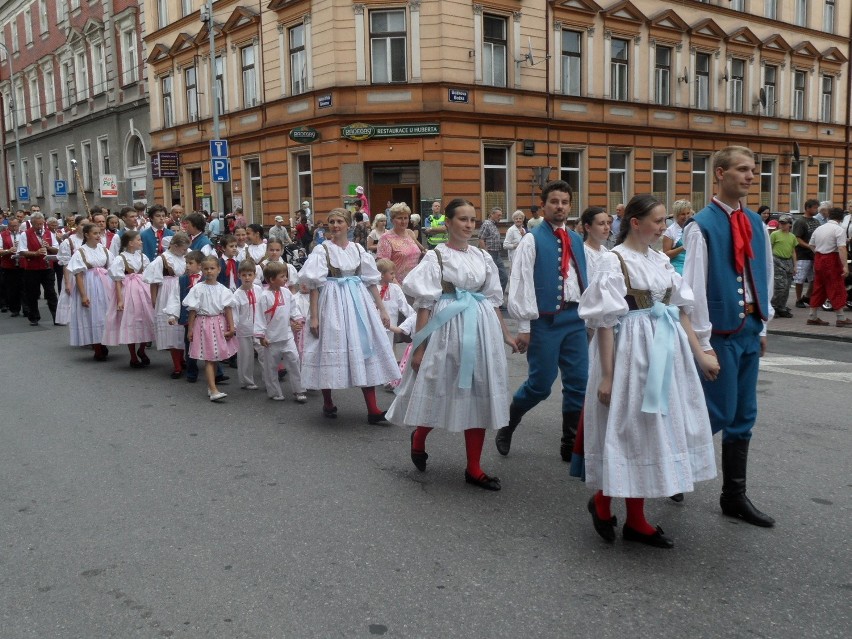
232;259;263;389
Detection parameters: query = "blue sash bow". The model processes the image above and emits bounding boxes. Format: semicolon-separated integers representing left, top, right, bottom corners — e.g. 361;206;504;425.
412;289;485;389
637;301;680;415
328;276;373;359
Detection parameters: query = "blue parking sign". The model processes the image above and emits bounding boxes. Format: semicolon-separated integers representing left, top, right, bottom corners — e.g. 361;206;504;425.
17;186;29;202
54;180;68;197
211;158;230;183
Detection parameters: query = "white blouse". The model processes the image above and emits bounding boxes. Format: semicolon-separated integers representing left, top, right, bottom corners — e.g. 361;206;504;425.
108;251;150;281
583;242;610;279
245;242;267;263
68;244;111;275
299;241;381;289
142;251;187;284
57;235;84;266
182;282;235;315
402;244;503;309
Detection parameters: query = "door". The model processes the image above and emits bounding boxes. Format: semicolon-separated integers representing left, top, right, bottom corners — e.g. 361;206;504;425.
368;163;420;218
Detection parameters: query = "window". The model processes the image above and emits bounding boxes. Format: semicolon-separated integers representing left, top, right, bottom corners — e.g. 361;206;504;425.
185;66;198;122
50;151;59;184
24;9;33;45
0;32;5;62
610;38;629;101
92;42;106;94
43;67;55;115
294;152;312;209
21;159;28;187
61;60;74;107
730;58;744;113
11;19;17;49
794;0;808;27
561;30;581;96
652;154;670;207
214;55;225;115
71;0;79;10
14;82;25;126
695;52;710;110
56;0;66;22
157;0;168;30
560;149;582;210
129;136;146;167
731;0;745;9
654;46;671;106
691;155;709;211
790;160;804;213
74;49;89;101
825;1;836;32
483;15;507;88
608;151;629;212
763;65;776;117
483;146;509;215
66;146;76;192
371;10;407;84
161;75;173;128
29;75;40;121
35;155;44;197
182;0;193;17
821;75;833;122
246;159;263;222
99;137;110;175
7;163;15;194
241;45;257;107
81;142;93;190
289;24;307;95
817;162;831;201
765;0;777;19
793;70;806;120
2;90;11;130
122;30;138;84
759;159;775;209
38;0;48;34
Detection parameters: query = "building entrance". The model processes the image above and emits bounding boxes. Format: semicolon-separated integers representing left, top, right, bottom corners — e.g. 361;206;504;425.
368;163;420;217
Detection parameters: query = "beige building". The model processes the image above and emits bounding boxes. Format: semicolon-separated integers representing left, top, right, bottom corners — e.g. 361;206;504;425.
144;0;852;224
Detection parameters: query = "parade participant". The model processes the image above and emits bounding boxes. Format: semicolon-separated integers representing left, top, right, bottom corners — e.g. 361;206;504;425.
234;226;249;261
255;238;298;293
179;252;212;384
102;231;155;368
67;223;113;360
143;232;190;378
292;282;310;360
581;206;611;278
217;235;241;292
387;198;518;491
183;212;214;256
376;203;424;283
792;199;820;307
502;210;527;265
233;260;262;389
47;217;64;294
141;205;174;261
375;258;414;348
662;200;693;275
805;207;850;327
498;180;588;460
366;214;387;253
770;215;797;318
683;145;776;528
0;218;23;316
55;217;86;326
300;207;399;422
184;255;238;402
254;261;307;402
424;200;447;248
245;223;267;262
580;195;718;548
17;212;59;327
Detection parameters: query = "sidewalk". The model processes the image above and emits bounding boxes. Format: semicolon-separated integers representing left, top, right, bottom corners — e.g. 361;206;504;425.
768;310;852;343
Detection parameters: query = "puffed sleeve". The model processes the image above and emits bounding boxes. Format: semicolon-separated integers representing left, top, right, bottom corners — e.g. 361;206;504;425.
661;254;695;313
480;249;505;307
401;250;443;309
391;284;415;319
142;255;164;284
57;239;73;266
507;232;539;332
298;244;330;289
578;252;629;329
288;291;304;323
183;285;202;312
67;249;88;275
108;256;127;281
217;286;235;311
287;263;299;287
162;286;181;319
358;246;381;286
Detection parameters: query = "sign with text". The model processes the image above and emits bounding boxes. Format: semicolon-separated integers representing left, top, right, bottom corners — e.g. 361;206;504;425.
318;94;332;109
289;127;320;143
153;152;180;179
341;122;440;141
99;174;119;198
211;158;231;183
448;88;469;103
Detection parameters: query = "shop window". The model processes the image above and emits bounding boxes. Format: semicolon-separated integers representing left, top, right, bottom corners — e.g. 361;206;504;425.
560;149;582;211
817;162;831;202
652;154;670;209
483;146;509;216
790;160;804;213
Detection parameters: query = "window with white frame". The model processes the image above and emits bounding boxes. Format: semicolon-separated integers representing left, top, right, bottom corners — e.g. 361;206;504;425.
29;75;40;121
245;159;263;221
129;136;146;167
695;52;710;110
157;0;168;30
43;67;55;115
24;9;33;44
2;90;11;130
20;159;28;187
794;0;808;27
560;149;582;210
483;146;509;215
74;49;89;101
50;151;59;183
483;15;507;88
289;24;307;95
14;82;25;125
214;55;225;115
71;0;80;10
817;161;831;201
561;30;581;97
691;155;709;211
81;141;92;190
0;32;6;62
161;75;174;127
66;146;76;192
821;75;833;122
763;65;776;117
655;46;671;106
793;70;806;120
56;0;66;22
790;160;804;213
11;19;18;49
652;154;670;207
241;45;257;108
730;58;744;113
185;66;198;122
99;137;110;176
824;1;836;32
608;151;629;212
61;59;74;107
7;163;15;194
370;9;407;84
38;0;48;34
92;41;106;94
182;0;193;17
122;29;138;84
35;155;44;197
610;38;629;101
759;158;775;209
765;0;777;19
294;151;312;209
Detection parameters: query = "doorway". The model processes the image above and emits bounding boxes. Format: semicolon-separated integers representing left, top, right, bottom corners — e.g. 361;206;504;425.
368;162;420;217
188;167;203;212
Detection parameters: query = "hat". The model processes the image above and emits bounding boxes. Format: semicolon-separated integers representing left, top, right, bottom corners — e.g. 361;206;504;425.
778;215;793;224
355;186;364;194
767;220;779;229
274;215;284;222
302;201;310;207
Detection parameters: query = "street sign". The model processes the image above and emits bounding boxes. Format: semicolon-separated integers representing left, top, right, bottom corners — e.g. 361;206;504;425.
17;186;29;202
54;180;68;197
210;139;229;159
211;158;231;183
100;174;118;198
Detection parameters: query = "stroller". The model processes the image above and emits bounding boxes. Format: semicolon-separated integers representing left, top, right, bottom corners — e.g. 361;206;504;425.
285;243;308;272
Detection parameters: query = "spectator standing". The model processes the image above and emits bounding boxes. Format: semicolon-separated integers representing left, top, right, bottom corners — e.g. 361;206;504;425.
769;215;797;318
352;212;370;249
527;206;544;230
792;199;821;307
301;201;313;226
424;200;447;248
376;203;424;284
815;201;831;225
806;208;850;327
268;216;292;245
606;203;626;249
662;200;694;275
479;207;509;293
207;212;222;240
502;210;527;265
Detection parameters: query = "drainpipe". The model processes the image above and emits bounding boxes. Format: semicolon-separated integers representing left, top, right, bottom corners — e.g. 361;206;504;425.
844;9;852;207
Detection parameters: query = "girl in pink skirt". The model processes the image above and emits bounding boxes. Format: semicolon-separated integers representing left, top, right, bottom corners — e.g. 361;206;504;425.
67;223;114;361
102;231;156;368
183;255;238;401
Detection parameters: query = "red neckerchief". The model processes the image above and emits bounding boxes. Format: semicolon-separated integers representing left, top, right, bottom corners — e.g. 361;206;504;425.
246;287;257;316
225;258;237;284
189;273;201;288
380;283;390;300
551;223;572;278
713;198;754;274
156;228;164;254
264;289;283;319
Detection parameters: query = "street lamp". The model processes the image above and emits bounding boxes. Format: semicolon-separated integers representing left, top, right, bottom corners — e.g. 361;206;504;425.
0;42;22;208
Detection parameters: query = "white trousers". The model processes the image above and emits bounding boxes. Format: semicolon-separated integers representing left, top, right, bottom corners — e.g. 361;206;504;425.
259;339;305;398
237;335;257;386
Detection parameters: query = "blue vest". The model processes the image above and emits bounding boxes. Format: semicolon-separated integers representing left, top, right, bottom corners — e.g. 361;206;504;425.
217;257;242;290
690;202;769;335
140;227;174;262
190;233;212;252
178;274;194;326
531;222;587;315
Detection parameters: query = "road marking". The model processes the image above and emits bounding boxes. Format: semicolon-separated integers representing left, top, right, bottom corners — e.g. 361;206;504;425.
760;354;852;382
760;355;849;367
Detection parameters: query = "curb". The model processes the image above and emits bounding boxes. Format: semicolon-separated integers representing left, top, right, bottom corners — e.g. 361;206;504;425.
768;328;852;344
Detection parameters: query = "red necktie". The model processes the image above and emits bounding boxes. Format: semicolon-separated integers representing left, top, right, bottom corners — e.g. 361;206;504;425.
265;289;282;318
226;258;237;284
156;229;164;254
730;209;754;275
555;227;572;278
247;288;256;315
190;274;200;288
379;284;389;300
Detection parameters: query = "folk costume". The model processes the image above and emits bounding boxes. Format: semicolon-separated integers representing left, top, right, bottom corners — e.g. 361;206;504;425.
102;252;155;363
67;244;113;357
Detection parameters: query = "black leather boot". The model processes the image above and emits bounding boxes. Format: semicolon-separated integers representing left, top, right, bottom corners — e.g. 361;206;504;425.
720;439;775;527
560;411;581;462
495;403;524;456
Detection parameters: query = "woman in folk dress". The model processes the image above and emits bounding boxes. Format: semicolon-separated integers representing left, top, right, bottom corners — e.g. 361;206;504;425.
55;216;86;326
67;223;114;361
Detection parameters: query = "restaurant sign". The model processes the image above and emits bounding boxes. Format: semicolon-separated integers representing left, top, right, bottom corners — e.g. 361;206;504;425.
341;122;440;141
289;127;320;143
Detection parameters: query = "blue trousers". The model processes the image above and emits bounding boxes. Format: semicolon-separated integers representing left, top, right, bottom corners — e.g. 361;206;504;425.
702;315;762;443
513;307;588;414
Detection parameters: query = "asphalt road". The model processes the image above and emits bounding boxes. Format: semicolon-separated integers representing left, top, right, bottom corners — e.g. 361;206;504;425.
1;309;849;638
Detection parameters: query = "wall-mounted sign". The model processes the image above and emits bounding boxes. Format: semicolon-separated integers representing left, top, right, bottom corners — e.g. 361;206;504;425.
448;88;469;103
289;127;320;143
100;174;119;198
341;122;440;141
153;152;180;179
318;94;332;109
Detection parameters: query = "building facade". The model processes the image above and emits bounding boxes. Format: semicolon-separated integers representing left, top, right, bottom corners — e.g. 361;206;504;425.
0;0;150;216
145;0;852;225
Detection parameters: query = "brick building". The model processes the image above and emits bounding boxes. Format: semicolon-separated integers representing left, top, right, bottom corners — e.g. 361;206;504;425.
0;0;150;215
144;0;852;225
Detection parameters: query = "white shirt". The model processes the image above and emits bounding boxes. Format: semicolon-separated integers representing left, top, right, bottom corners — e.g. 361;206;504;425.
245;242;267;263
233;284;264;338
57;235;84;266
682;199;774;351
809;220;847;254
236;245;248;262
16;227;57;254
182;281;235;315
502;224;527;263
662;222;683;245
253;287;303;342
142;251;187;284
255;259;298;288
67;243;111;274
108;251;150;281
507;223;583;333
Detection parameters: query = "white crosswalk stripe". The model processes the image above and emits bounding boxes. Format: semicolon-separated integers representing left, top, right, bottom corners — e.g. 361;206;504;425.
760;354;852;383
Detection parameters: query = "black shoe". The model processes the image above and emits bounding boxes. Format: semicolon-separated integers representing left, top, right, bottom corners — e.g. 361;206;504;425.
464;470;501;491
278;369;288;381
669;493;684;503
367;411;388;425
587;497;617;542
795;299;808;308
138;353;151;366
560;411;581;463
774;309;793;318
215;374;229;383
0;307;7;312
129;360;145;369
623;524;674;548
170;371;182;379
495;402;524;455
720;440;775;527
29;320;39;326
322;406;338;418
410;431;428;472
720;494;776;527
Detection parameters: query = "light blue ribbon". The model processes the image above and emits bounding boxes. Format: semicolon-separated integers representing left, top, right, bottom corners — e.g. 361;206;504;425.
412;289;485;389
328;276;374;359
638;301;680;415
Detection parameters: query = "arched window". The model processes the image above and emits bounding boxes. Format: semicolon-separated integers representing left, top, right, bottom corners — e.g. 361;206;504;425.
128;135;146;167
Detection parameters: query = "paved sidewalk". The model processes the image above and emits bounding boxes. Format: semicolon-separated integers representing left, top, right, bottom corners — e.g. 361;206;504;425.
768;310;852;343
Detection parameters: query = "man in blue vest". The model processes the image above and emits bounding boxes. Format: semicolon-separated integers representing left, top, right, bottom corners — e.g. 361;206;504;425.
498;180;588;460
140;204;174;261
183;212;215;256
683;145;775;527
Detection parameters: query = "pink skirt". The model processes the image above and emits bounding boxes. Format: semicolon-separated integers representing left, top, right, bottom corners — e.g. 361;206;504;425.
189;314;238;361
102;273;156;346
